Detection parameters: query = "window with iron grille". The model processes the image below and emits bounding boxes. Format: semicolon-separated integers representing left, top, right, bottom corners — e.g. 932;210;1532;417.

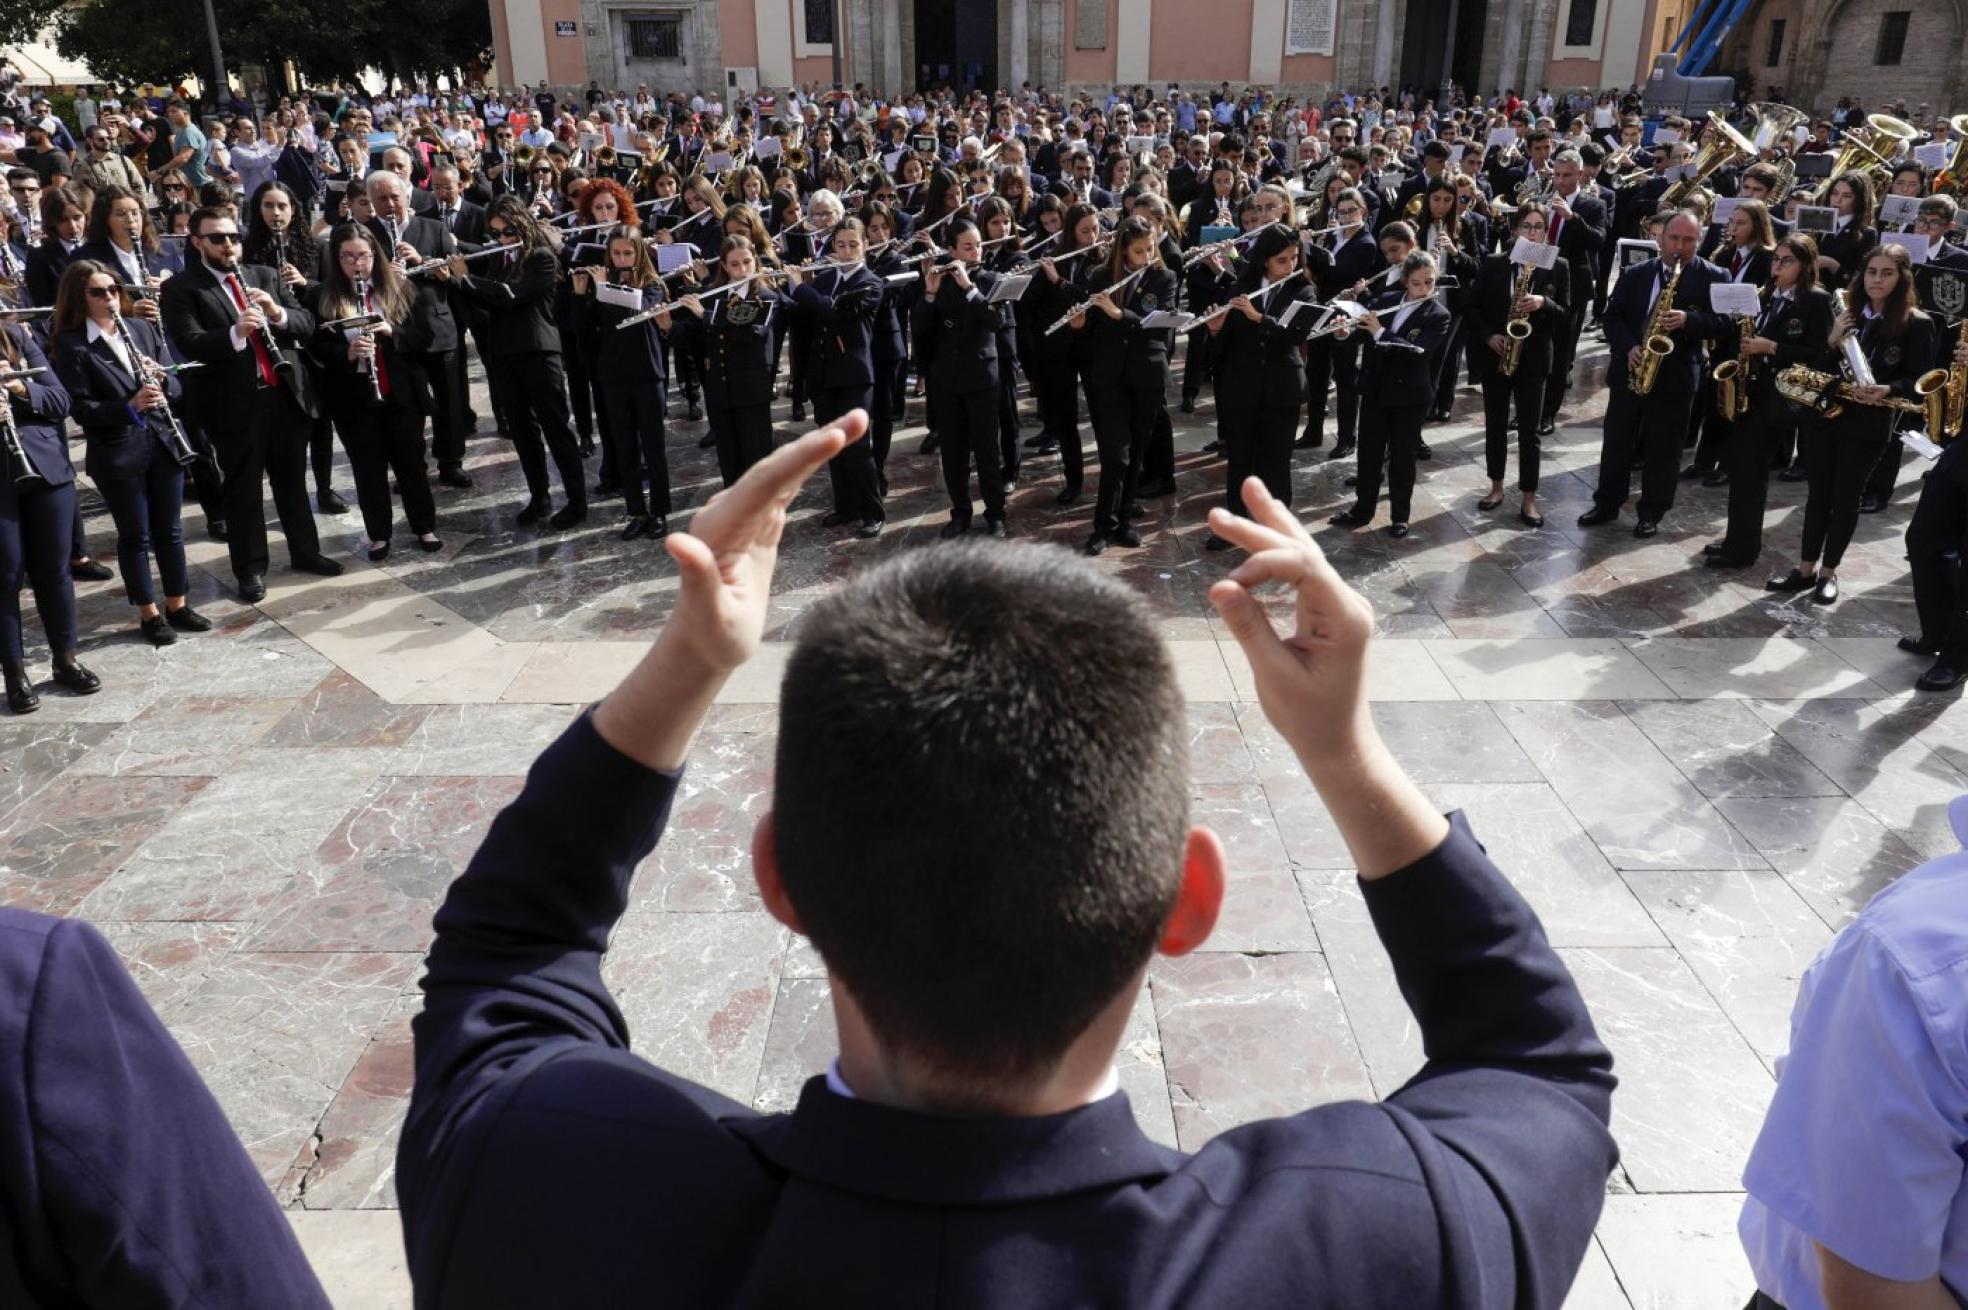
803;0;834;45
1765;18;1786;67
628;16;681;59
1876;11;1911;65
1564;0;1597;48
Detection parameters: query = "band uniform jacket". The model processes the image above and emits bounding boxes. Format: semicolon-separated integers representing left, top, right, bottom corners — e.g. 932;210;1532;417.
575;284;667;387
1545;191;1608;281
50;318;188;482
451;246;562;357
672;288;781;407
1210;275;1319;407
73;239;181;288
1706;241;1774;289
1844;310;1943;433
1603;256;1729;398
159;258;320;426
304;286;437;418
0;327;71;488
1027;259;1093;364
1740;285;1836;412
397;710;1618;1309
1358;293;1454;409
365;215;460;354
1325;229;1386;302
23;238;73;309
1462;253;1572;380
865;249;907;364
1076;263;1179;391
789;262;885;390
1815;222;1878;288
911;266;1003;396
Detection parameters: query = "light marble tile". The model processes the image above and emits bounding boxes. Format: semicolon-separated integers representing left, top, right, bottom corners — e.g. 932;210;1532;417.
1114;986;1178;1149
1206;865;1321;953
1558;948;1774;1193
1616;699;1841;799
752;976;836;1115
1151;950;1372;1151
0;775;214;916
1816;635;1933;695
1219;634;1460;702
1297;868;1423;1097
1595;1193;1755;1310
1368;701;1545;782
95;920;247;1017
630;731;773;913
1425;638;1678;701
377;703;580;775
1623;637;1883;699
287;1210;412;1310
1496;701;1770;871
501;640;649;703
282;998;415;1210
713;643;794;703
1166;639;1237;703
61;693;295;776
0;720;114;819
1562;1238;1631;1310
601;912;788;1103
1621;869;1832;1073
1712;796;1924;929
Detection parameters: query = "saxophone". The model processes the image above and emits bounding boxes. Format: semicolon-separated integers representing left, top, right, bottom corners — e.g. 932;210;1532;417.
1712;315;1756;419
1776;363;1949;436
1944;316;1968;442
1498;262;1538;379
1630;260;1682;397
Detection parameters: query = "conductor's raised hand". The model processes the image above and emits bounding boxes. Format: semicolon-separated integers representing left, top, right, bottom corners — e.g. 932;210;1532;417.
658;410;859;675
1206;477;1376;760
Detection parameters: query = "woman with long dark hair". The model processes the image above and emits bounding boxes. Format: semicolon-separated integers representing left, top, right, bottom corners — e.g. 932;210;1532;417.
241;178;345;515
1814;171;1878;293
911;216;1008;536
1466;202;1569;528
49;260;208;646
668;234;782;487
1767;243;1937;604
573;227;671;540
789;215;886;538
309;224;442;560
1028;200;1105;504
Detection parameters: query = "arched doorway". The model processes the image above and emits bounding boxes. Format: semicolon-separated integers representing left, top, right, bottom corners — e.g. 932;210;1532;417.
915;0;997;91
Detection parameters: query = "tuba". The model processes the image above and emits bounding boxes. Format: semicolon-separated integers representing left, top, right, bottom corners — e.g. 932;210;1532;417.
1805;113;1918;203
513;143;536;170
1935;113;1968;196
1499;261;1538;378
1630;260;1683;396
1662;110;1757;208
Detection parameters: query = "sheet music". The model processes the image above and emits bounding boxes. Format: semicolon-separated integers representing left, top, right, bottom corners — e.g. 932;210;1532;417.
1510;237;1560;269
1882;232;1929;263
1140;309;1188;330
1709;282;1763;316
1904;431;1945;460
987;273;1032;302
597;281;643;310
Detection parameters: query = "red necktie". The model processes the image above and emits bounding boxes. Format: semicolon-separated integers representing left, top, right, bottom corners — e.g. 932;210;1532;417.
1732;250;1745;277
1549;212;1564;246
364;290;390;397
226;273;279;389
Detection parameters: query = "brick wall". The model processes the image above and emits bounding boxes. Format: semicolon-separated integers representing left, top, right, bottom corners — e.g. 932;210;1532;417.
1816;0;1958;110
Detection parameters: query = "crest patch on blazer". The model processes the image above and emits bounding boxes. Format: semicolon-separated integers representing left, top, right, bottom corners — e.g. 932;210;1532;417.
1885;344;1903;368
1140;292;1159;312
728;298;760;327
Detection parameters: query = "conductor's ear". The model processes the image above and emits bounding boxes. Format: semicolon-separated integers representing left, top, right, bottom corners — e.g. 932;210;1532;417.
752;811;805;934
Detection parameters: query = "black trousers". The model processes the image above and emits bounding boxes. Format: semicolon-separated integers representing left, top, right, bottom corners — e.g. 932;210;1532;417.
934;384;1004;524
1182;325;1213;401
1434;317;1467;412
68;497;85;560
1032;352;1085;487
308;410;336;496
470;325;508;429
1087;383;1156;534
213;388;322;581
1218;400;1297;517
1302;336;1333;441
1354;401;1428;523
490;351;586;510
787;318;813;406
708;401;773;488
996;338;1023;482
1593;386;1694;521
1719;401;1796;563
0;477;77;666
562;329;594;442
601;379;671;517
1864;433;1907;502
814;382;881;523
1802;415;1889;570
97;457;188;606
340;403;437;542
1480;364;1549;492
1907;441;1968;652
870;357;904;473
421;349;468;471
1140;406;1175;485
1541;294;1589;425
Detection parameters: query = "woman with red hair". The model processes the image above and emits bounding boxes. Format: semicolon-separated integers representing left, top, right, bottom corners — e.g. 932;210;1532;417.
558;175;642;478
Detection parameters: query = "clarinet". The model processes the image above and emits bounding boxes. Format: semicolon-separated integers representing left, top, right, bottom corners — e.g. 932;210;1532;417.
354;278;384;403
108;304;200;467
226;271;286;383
0;363;46;484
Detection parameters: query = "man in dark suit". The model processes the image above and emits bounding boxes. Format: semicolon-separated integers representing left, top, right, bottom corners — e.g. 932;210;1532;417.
0;906;332;1306
1579;209;1729;536
1540;149;1609;432
428;163;489;460
397;418;1619;1309
1314;189;1386;459
161;205;341;601
1389;140;1453;230
365;171;472;486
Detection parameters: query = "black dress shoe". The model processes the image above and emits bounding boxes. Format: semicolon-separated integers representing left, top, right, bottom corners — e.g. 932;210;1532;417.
1777;462;1807;482
697;431;717;449
1034;435;1059;454
1083;532;1109;556
317;490;349;514
1478;494;1504;511
1203;533;1234;552
1294;433;1322;450
1388;522;1411;539
920;433;941;456
1702;542;1726;557
1343;474;1360;488
622;515;650;541
368;542;391;562
1330;441;1357;459
69;557;112;582
687;399;703;421
1024;431;1050;448
1765;567;1816;593
1900;636;1941;656
516;500;551;526
1812;575;1839;605
1577;507;1618;527
417;535;444;553
1634;520;1659;539
51;661;100;695
790;402;806;422
984;519;1008;539
548;504;587;530
1918;661;1968;692
140;614;177;646
820;510;853;528
939;518;970;539
1705;552;1755;569
1180;395;1197;413
292;554;346;577
1329;507;1373;528
594;481;622;500
1519;511;1544;528
1859;494;1887;514
438;467;474;489
1415;443;1433;460
1537;420;1556;437
857;519;883;539
1055;485;1082;507
207;518;228;542
238;574;266;603
4;667;37;715
1702;469;1730;488
1202;438;1224;454
1112;525;1142;548
165;605;212;632
1136;477;1176;498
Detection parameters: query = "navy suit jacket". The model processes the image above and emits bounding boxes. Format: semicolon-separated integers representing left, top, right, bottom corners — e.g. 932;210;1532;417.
0;327;71;490
400;711;1619;1309
51;319;187;482
0;910;330;1308
1604;256;1730;397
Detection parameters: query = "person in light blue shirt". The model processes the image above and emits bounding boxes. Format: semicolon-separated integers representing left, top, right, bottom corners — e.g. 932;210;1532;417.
1176;94;1196;136
1738;794;1968;1310
164;100;209;187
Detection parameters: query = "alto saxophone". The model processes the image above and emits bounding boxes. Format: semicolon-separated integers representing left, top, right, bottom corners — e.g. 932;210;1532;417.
1944;316;1968;442
1712;315;1756;420
1630;259;1682;397
1498;262;1538;379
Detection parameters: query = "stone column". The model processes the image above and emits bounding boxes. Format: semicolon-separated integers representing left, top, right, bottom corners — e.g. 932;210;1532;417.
1010;0;1030;87
1373;0;1400;85
1495;0;1527;96
883;0;903;93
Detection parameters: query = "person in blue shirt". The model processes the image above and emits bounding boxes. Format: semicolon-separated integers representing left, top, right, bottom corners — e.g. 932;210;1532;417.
1739;794;1968;1310
163;100;209;188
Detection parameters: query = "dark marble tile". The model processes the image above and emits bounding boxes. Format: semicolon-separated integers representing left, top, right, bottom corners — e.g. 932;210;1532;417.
63;693;295;776
263;670;436;749
0;720;114;821
0;775;212;915
1617;699;1842;799
601;911;788;1101
629;731;774;913
282;1000;415;1209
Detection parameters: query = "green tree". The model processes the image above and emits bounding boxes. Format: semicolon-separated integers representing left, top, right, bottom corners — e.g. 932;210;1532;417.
0;0;67;49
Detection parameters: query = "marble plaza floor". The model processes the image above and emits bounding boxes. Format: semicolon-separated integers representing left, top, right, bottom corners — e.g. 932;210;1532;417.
6;330;1964;1308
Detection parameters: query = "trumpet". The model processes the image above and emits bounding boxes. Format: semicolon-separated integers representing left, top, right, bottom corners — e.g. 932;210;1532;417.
1043;265;1150;335
0;365;45;484
107;304;200;467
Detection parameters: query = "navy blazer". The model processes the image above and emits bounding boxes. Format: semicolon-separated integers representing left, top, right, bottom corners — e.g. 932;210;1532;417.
1076;263;1179;391
575;283;668;387
23;239;73;309
1604;256;1730;397
51;319;187;481
911;268;1003;396
790;263;885;390
0;327;71;489
400;711;1617;1308
72;239;182;287
1359;294;1454;408
1212;275;1319;408
1462;253;1571;379
0;909;331;1308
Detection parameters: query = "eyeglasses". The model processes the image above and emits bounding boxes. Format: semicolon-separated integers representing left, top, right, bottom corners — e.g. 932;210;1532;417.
200;232;242;244
486;225;512;237
85;286;115;299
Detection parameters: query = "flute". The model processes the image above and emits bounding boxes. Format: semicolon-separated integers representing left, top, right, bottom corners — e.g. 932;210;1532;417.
1307;292;1437;340
406;244;512;277
1184;269;1310;331
615;270;776;329
1043;265;1150;335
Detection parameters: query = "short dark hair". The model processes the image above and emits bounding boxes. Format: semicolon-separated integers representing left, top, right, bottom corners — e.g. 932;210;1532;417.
189;204;234;235
773;544;1189;1098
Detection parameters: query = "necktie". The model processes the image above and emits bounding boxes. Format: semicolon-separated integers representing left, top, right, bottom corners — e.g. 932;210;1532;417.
441;205;455;228
226;273;279;388
1733;250;1746;279
1549;211;1564;246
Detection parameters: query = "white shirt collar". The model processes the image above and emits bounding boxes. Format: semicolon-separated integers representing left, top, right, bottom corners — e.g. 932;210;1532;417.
825;1057;1122;1105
